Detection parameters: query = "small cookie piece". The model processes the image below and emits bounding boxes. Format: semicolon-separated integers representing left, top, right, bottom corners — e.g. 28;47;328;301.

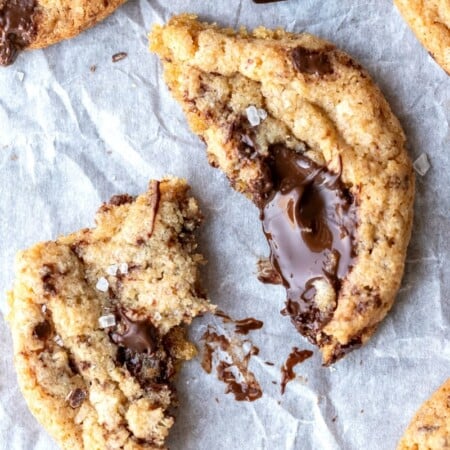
0;0;127;66
7;178;212;449
398;378;450;449
395;0;450;74
150;15;415;365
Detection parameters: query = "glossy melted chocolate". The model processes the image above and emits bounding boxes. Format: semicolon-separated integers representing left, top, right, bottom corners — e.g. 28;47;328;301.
111;308;158;354
0;0;37;66
261;145;356;340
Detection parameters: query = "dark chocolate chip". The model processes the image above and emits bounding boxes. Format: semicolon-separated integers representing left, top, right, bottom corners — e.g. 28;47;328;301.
290;47;333;76
67;388;86;408
32;320;52;340
41;264;58;295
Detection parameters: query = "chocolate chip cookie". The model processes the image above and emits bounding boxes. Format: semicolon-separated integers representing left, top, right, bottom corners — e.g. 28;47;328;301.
0;0;127;66
398;378;450;449
150;15;415;365
395;0;450;74
6;178;212;449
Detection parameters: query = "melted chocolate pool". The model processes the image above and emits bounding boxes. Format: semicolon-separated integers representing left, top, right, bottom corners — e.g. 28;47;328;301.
261;145;357;341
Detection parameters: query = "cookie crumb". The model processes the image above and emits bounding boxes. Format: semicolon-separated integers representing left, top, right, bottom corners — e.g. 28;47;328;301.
90;65;97;73
98;314;116;328
95;277;109;292
112;52;128;63
17;71;24;82
413;153;430;176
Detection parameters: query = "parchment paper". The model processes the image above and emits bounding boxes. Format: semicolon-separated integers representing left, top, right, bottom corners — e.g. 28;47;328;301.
0;1;449;449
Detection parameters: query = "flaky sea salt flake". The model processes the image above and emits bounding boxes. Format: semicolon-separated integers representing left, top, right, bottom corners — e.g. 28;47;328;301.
96;277;109;292
106;264;118;276
413;153;430;176
54;335;64;346
119;262;128;274
257;108;267;121
246;105;260;127
98;314;116;328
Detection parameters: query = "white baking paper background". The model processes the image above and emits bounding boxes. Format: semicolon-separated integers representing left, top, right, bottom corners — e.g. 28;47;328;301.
0;0;449;449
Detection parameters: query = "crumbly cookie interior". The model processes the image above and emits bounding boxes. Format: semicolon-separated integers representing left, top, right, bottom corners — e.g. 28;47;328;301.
7;178;212;449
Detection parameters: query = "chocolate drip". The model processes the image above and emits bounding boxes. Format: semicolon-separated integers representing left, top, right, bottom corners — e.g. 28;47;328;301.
0;0;37;66
261;145;357;342
280;348;313;394
234;318;263;335
217;360;262;401
201;328;262;402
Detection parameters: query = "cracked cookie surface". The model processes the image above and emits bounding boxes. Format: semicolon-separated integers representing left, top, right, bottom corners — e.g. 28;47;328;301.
150;14;414;365
398;378;450;450
7;178;212;449
395;0;450;74
0;0;127;65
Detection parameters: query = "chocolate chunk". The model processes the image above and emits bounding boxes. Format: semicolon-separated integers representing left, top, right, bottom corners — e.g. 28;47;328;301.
67;388;86;409
290;47;333;76
68;356;80;375
32;320;52;340
261;145;357;342
111;308;159;354
0;0;37;66
41;264;58;295
108;194;135;206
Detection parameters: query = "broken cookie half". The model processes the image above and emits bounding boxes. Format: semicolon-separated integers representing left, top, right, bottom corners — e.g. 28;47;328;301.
150;15;415;365
0;0;127;66
398;378;450;450
7;178;213;449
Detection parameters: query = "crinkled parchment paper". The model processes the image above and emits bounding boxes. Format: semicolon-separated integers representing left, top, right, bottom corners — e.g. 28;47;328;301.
0;1;449;449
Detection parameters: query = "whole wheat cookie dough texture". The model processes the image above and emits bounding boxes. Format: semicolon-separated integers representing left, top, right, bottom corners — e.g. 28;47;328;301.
149;15;415;365
398;378;450;450
0;0;127;65
6;178;213;449
395;0;450;75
